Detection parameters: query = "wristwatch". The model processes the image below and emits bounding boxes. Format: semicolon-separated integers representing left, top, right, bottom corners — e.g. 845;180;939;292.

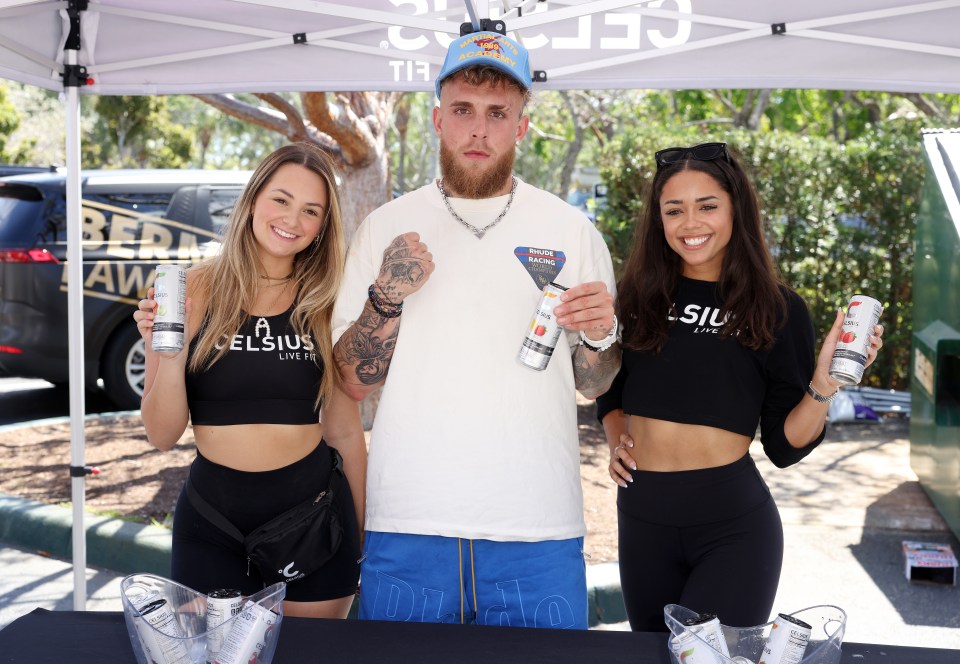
806;381;839;404
580;315;619;353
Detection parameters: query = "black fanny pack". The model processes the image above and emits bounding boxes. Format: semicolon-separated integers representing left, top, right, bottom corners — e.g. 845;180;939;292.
186;447;344;585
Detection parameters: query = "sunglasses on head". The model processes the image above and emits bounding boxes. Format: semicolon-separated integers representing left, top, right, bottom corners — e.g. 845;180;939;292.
654;142;731;169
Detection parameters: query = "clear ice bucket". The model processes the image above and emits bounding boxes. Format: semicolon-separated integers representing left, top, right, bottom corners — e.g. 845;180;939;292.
664;603;846;664
121;573;286;664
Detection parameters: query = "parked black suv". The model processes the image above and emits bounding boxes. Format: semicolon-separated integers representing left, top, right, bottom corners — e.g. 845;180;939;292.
0;169;251;409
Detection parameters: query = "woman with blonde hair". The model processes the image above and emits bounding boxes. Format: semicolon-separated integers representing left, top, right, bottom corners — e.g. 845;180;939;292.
134;142;364;618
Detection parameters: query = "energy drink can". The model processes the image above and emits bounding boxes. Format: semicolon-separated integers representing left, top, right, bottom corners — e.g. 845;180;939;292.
759;613;812;664
206;589;243;664
669;613;729;664
133;597;192;664
829;294;882;385
518;282;567;371
687;614;731;660
670;630;723;664
152;264;186;353
214;600;279;664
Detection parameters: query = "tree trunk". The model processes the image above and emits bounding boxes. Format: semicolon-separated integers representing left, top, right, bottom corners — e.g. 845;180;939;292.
340;143;390;242
558;91;583;200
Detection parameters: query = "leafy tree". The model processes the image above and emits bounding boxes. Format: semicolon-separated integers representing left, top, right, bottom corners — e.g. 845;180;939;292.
0;82;32;163
389;92;437;196
82;96;194;168
166;96;283;170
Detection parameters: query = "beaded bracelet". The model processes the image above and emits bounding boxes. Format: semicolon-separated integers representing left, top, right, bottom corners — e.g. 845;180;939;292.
368;283;403;318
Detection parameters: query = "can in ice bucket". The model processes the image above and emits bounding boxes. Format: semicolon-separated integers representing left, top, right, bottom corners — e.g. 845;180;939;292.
518;282;567;371
829;294;882;385
759;612;811;664
152;264;186;353
206;588;243;662
669;613;730;663
132;597;192;664
215;600;279;664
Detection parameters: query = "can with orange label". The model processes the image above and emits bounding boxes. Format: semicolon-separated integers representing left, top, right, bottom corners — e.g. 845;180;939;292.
829;294;882;385
518;282;567;371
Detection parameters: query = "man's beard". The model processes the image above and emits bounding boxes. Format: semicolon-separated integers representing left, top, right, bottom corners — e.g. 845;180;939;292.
439;139;515;199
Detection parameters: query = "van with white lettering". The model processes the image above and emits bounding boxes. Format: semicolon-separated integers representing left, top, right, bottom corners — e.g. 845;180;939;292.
0;169;251;409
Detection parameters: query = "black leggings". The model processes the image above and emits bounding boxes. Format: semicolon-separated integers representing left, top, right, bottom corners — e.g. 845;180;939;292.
617;454;783;632
171;440;361;602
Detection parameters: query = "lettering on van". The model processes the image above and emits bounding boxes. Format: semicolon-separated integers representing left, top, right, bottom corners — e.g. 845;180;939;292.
58;199;221;304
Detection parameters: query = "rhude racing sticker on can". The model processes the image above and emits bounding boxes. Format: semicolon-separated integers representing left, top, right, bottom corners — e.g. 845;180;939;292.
514;246;566;289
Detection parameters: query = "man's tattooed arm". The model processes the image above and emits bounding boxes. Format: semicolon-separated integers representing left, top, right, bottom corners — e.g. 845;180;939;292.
334;303;401;397
572;342;621;399
333;232;434;401
375;234;430;303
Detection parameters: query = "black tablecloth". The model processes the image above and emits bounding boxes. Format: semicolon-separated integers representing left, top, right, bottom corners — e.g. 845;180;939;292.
0;608;955;663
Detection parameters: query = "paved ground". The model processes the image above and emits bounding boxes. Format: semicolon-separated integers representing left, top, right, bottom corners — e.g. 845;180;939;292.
1;418;959;651
761;420;960;649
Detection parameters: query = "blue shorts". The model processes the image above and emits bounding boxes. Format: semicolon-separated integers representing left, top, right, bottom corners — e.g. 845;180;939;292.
359;532;587;629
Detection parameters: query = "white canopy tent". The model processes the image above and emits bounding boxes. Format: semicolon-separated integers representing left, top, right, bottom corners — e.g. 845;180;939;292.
3;0;960;94
1;0;959;609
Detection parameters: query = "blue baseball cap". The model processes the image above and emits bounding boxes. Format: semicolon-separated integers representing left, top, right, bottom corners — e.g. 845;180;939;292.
436;31;531;98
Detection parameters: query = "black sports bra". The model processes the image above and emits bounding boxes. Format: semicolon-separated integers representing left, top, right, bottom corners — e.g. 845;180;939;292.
185;307;323;425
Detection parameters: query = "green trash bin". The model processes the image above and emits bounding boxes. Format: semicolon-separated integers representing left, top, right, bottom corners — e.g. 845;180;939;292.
910;129;960;540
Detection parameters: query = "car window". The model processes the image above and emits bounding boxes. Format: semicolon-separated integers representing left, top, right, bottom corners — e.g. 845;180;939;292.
80;192;173;258
207;187;242;235
0;184;47;245
102;192;171;216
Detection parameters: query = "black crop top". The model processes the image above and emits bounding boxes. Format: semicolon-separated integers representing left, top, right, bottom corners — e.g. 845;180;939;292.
596;276;824;468
185;307;323;426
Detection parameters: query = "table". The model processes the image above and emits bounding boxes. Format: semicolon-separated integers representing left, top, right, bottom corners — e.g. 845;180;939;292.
0;608;955;663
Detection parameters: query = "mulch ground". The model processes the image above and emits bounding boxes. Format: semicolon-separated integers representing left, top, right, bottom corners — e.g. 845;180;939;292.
0;400;620;562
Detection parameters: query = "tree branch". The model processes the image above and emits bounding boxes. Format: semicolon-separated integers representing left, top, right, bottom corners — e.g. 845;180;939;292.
193;93;341;158
301;91;379;168
193;94;290;136
253;92;308;141
904;93;946;121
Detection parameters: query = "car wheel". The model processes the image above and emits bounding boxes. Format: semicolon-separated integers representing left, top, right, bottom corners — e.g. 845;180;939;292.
101;323;146;411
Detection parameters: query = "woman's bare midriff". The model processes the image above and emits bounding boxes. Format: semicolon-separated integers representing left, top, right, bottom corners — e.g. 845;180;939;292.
194;423;324;472
625;416;751;472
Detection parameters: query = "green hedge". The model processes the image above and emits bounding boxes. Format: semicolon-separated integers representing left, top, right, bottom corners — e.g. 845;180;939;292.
596;122;925;389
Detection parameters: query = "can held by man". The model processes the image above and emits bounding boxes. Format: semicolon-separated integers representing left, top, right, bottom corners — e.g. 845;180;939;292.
518;282;567;371
206;589;243;664
829;294;882;385
152;264;187;353
758;613;811;664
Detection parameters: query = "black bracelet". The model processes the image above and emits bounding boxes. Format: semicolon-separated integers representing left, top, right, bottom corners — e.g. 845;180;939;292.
368;283;403;318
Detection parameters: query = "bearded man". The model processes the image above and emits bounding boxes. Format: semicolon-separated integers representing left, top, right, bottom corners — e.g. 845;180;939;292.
331;29;619;629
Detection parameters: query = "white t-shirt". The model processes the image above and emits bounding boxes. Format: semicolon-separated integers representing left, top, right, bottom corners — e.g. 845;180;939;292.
332;178;616;541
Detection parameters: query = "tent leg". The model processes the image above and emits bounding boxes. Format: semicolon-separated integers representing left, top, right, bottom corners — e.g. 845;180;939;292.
64;46;87;612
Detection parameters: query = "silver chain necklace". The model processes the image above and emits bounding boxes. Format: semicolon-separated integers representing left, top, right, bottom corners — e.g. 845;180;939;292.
437;177;517;239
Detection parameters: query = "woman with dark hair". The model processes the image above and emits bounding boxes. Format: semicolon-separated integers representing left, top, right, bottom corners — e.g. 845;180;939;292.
597;142;883;631
133;143;364;618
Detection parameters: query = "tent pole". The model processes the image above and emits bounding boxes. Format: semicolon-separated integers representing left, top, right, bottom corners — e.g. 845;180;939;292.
462;0;481;31
64;36;87;613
